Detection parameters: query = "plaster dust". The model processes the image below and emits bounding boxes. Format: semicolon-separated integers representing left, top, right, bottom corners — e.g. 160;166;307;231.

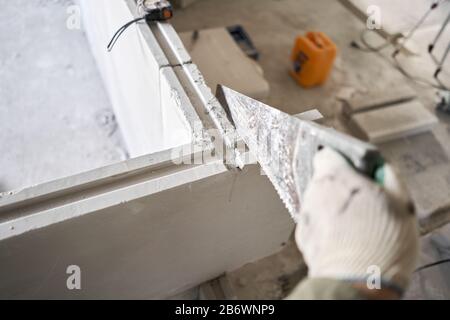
0;0;128;193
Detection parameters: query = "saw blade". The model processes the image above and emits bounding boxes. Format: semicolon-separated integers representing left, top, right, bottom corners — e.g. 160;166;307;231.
218;86;304;219
217;86;383;221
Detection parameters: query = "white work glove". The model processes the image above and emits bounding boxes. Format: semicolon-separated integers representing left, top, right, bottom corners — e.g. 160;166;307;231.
295;148;419;294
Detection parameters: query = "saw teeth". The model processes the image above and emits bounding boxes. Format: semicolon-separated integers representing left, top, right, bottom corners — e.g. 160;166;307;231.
263;165;299;222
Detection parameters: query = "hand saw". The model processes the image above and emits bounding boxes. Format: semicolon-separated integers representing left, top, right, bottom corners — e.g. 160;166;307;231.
216;85;384;220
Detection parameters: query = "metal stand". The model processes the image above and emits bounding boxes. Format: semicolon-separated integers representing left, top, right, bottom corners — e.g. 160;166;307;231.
429;11;450;78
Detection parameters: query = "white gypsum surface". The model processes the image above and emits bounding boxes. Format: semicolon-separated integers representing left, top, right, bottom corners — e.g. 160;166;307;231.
79;0;194;159
0;0;128;193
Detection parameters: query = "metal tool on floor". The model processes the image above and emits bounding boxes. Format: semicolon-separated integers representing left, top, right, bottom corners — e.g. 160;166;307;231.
217;85;384;220
428;9;450;78
227;25;260;60
107;0;173;51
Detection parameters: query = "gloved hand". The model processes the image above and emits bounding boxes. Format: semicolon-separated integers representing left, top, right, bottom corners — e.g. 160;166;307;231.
295;148;419;295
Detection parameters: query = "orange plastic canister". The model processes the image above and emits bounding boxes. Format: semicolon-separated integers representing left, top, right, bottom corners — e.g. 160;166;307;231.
290;32;337;88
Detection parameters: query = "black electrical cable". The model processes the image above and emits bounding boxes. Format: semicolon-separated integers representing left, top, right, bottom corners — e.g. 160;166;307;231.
350;29;450;91
349;0;450;91
414;258;450;273
351;29;400;53
107;16;148;52
392;53;450;91
392;0;442;58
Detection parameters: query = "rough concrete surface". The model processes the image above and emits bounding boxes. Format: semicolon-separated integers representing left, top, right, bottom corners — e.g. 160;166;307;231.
226;238;307;300
171;0;409;118
405;224;450;299
0;0;127;193
351;100;438;143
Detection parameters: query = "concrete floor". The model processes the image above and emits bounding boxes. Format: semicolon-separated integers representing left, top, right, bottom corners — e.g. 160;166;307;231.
0;0;127;193
172;0;450;299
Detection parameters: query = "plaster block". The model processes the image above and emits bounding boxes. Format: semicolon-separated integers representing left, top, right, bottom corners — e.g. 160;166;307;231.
80;0;192;157
179;28;270;101
350;100;438;143
159;67;200;148
342;85;417;116
0;163;294;299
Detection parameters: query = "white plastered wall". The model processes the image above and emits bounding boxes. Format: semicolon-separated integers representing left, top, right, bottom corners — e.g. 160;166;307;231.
79;0;193;157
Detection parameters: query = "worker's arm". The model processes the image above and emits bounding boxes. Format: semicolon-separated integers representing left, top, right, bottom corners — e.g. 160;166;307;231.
287;148;419;300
